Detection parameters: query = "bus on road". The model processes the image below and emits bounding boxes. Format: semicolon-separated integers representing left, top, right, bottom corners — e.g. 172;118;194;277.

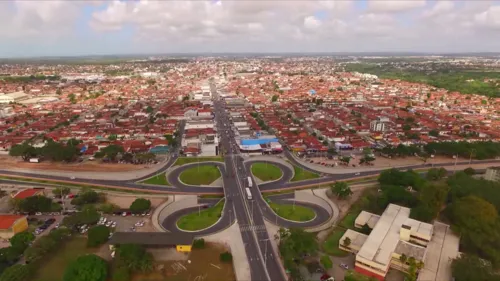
247;176;253;188
245;188;252;200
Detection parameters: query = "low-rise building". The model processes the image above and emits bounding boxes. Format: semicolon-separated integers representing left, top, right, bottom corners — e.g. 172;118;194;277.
484;166;500;181
11;188;46;200
0;215;28;239
339;204;459;281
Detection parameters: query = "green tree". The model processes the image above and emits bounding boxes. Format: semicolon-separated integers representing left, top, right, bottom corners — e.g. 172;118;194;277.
192;239;205;249
271;95;279;102
53;187;71;197
426;167;448;181
99;203;118;214
463;167;475;175
18;196;53;213
129;198;151;214
403;124;412;131
101;144;124;161
108;134;118;141
63;254;108;281
9;232;35;253
115;244;153;272
451;254;500;281
331;182;353;199
66;138;81;146
87;225;110;247
343;237;351;247
8;143;37;161
278;228;318;269
429;130;439;137
146;106;153;113
0;264;31;281
220;252;233;262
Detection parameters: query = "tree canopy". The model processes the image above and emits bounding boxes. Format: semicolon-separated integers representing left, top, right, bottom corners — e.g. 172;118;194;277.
452;254;500;281
100;144;124;161
129;198;151;214
331;182;353;199
378;169;425;191
115;244;153;273
17;196;59;213
87;225;110;247
63;254;108;281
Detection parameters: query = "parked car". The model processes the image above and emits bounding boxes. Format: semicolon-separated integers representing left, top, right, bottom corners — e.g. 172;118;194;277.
340;263;349;270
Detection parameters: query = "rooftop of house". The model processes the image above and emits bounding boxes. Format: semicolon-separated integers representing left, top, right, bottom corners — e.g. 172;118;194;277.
0;215;26;230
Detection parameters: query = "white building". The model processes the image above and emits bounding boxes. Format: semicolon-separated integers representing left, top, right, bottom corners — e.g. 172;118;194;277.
0;91;29;104
370;116;390;132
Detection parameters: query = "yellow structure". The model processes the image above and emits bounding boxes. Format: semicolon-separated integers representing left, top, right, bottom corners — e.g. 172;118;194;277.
0;215;28;239
176;245;192;252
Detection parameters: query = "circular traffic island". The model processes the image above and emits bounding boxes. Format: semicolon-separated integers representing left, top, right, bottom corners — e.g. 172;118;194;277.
176;200;225;231
179;165;222;185
269;202;316;222
251;162;283;182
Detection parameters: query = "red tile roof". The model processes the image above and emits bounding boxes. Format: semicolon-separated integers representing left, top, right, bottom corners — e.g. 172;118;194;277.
13;189;44;199
0;215;25;230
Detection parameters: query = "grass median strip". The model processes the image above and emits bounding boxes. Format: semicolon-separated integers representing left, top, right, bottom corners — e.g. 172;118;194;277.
290;166;320;182
174;157;224;166
268;202;315;222
177;199;225;231
251;163;283;182
140;173;170;186
0;175;155;194
179;165;221;185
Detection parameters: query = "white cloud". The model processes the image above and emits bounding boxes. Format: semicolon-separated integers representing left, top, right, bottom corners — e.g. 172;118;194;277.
367;0;426;13
474;6;500;29
422;1;454;18
304;16;322;29
0;0;85;38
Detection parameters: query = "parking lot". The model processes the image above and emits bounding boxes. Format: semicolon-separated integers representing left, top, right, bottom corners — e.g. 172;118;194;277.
102;213;155;233
28;215;65;237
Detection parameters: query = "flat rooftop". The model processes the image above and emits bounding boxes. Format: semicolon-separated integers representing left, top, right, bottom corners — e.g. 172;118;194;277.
357;204;410;267
108;232;194;246
417;222;459;281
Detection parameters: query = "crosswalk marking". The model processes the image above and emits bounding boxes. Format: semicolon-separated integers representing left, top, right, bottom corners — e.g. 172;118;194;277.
240;225;266;232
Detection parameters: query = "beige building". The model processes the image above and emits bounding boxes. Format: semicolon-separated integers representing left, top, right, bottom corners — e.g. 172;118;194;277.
339;204;459;281
484;166;500;181
0;91;28;104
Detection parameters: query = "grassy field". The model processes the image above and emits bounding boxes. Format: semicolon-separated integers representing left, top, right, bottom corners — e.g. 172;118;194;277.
140;173;170;186
290;166;320;182
339;212;359;230
131;243;234;281
174;157;224;166
177;200;225;231
179;165;222;185
31;237;97;281
269;202;315;222
322;228;349;257
251;163;283;182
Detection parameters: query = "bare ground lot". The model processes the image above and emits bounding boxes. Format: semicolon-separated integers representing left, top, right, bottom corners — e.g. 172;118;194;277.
0;155;153;172
307;155;466;169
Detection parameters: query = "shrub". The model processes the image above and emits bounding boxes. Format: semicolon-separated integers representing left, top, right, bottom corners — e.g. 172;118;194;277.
192;239;205;249
320;255;332;269
220;251;232;263
87;225;110;247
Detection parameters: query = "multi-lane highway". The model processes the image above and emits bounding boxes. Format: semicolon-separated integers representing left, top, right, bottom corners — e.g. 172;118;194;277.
212;82;286;281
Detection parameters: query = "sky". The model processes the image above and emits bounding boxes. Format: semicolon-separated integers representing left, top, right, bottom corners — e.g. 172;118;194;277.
0;0;500;58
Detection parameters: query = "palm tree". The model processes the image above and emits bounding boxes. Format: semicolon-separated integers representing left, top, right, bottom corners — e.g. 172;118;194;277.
343;237;351;248
399;254;408;265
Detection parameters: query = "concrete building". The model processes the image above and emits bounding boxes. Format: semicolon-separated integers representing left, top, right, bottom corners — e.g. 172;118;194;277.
0;91;29;104
370;116;390;132
108;232;194;252
0;215;28;239
484;166;500;181
339;204;459;281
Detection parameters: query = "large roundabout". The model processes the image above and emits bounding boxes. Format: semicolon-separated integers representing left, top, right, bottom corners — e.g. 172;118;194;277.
159;158;336;236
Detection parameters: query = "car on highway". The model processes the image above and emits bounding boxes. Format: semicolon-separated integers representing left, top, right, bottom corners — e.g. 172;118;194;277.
355;172;361;176
70;176;76;180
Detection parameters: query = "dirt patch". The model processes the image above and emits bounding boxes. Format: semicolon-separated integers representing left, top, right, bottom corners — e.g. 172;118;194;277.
0;155;149;172
105;194;167;209
131;243;235;281
308;155;465;169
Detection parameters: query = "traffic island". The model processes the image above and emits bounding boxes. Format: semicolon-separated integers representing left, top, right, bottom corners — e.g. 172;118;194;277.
290;166;320;182
176;200;225;231
268;202;315;222
179;165;222;185
140;173;170;186
251;162;283;182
